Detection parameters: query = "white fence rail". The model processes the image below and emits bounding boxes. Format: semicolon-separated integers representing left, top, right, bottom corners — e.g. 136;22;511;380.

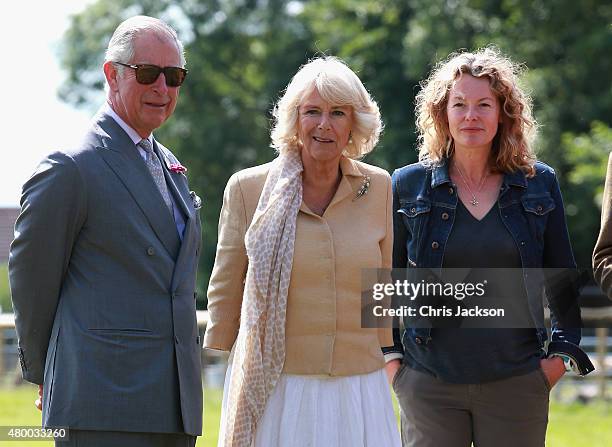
1;311;610;399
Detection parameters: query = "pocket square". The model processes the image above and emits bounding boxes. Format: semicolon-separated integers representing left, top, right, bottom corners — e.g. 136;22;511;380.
190;191;202;209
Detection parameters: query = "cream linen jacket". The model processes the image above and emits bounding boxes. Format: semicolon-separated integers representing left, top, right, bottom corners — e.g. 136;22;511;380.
204;156;393;376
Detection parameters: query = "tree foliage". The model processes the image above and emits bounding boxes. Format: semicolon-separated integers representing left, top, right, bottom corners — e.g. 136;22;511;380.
59;0;612;304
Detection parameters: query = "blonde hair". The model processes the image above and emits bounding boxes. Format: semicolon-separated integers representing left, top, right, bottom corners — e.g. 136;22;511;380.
271;56;383;159
415;47;537;175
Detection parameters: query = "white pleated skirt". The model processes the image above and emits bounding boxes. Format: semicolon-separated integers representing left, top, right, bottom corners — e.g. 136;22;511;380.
217;359;401;447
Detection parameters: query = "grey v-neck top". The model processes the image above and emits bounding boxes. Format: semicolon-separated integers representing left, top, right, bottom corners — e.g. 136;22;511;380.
403;200;543;383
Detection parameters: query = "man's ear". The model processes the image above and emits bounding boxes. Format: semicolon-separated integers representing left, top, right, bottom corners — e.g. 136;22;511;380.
103;61;119;92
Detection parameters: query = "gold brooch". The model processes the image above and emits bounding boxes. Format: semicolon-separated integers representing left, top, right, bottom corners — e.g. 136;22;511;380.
353;175;371;201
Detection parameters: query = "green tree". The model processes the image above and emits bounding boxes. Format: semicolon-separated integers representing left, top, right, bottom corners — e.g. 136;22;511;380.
58;0;612;296
563;122;612;267
302;0;612;265
59;0;317;304
301;0;418;171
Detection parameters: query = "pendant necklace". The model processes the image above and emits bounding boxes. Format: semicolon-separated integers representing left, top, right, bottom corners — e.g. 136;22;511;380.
454;164;489;207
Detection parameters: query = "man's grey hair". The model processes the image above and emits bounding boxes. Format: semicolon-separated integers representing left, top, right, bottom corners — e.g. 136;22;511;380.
105;15;186;74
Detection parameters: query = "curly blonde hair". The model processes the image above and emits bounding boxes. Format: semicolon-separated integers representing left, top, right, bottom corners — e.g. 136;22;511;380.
270;56;383;159
415;47;537;175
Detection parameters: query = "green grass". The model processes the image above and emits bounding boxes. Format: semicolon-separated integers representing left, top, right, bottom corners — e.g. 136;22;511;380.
1;384;611;446
547;401;612;447
201;388;222;446
0;384;221;447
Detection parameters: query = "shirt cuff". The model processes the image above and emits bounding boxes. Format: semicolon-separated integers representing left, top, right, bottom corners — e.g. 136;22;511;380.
384;352;404;363
547;340;595;376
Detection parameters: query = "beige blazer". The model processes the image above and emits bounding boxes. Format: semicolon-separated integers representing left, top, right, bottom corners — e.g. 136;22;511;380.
593;152;612;299
204;156;393;375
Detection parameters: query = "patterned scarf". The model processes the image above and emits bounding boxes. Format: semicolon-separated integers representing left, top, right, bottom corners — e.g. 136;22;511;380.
223;149;303;447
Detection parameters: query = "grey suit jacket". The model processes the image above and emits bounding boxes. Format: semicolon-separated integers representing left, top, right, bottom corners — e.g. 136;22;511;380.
9;111;203;435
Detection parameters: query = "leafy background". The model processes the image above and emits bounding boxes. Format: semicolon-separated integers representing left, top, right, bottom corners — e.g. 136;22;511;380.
57;0;612;307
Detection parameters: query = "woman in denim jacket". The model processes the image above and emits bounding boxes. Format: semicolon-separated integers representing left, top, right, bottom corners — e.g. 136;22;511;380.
386;48;593;447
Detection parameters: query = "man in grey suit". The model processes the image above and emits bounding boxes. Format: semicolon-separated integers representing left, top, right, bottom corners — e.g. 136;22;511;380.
9;16;202;447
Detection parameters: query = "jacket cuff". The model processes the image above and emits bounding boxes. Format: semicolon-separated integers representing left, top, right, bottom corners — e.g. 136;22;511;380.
18;348;43;385
547;340;595;376
203;323;237;352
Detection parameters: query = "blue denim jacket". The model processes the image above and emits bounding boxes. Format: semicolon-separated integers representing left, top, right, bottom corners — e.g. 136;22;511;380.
388;159;593;374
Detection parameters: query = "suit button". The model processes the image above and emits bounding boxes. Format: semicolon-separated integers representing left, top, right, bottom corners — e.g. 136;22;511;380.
449;187;454;195
410;207;416;213
415;337;423;345
536;205;543;213
441;212;449;220
431;241;439;250
146;247;155;256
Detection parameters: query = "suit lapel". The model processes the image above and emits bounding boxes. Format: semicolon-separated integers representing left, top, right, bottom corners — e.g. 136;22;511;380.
153;140;201;288
93;113;181;260
172;213;197;289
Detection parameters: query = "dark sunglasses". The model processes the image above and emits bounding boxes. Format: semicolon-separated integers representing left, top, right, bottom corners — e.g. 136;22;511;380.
114;62;187;87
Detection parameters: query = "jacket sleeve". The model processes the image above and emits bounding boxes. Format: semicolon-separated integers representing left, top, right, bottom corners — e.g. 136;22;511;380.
593;152;612;300
203;173;248;351
9;152;86;384
542;170;593;375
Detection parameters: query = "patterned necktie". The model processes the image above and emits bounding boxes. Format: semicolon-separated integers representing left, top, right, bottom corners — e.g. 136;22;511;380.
138;139;173;213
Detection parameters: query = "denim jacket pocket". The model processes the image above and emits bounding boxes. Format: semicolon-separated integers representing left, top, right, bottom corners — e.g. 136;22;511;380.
398;200;431;264
398;199;431;218
521;194;555;244
398;200;431;235
521;194;555;216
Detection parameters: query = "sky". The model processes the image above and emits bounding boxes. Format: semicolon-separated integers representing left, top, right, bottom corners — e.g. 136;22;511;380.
0;1;97;207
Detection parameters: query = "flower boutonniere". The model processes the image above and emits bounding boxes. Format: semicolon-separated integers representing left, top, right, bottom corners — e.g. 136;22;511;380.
169;163;187;174
353;175;371;201
190;191;202;210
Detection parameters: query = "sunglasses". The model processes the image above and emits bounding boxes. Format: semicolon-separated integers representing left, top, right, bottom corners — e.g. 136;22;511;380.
114;62;187;87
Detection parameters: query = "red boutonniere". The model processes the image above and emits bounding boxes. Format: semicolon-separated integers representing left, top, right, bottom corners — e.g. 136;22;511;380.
169;163;187;174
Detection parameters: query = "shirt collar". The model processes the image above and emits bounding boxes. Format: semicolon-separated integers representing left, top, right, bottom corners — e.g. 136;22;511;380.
103;102;153;146
339;156;365;177
430;159;452;188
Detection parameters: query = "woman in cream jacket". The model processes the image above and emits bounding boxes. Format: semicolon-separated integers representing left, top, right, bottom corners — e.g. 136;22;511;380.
204;56;400;447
